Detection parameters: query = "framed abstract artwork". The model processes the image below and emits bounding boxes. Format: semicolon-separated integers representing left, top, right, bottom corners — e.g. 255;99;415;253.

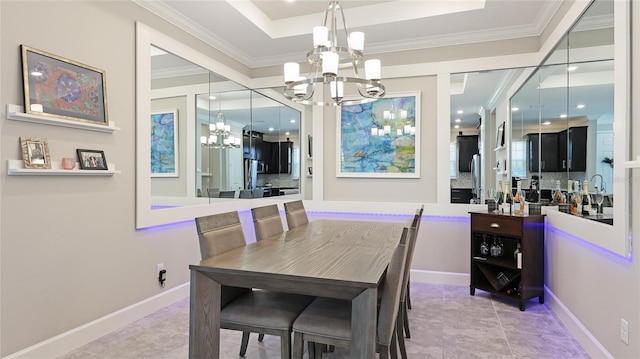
151;110;179;177
21;45;108;125
337;92;420;178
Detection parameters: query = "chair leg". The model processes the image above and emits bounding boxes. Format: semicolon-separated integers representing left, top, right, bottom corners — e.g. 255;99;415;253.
314;342;323;359
258;333;265;342
292;332;304;359
403;301;411;338
397;310;408;359
379;345;389;359
280;331;291;359
390;327;399;359
239;331;250;357
307;342;315;359
406;279;412;310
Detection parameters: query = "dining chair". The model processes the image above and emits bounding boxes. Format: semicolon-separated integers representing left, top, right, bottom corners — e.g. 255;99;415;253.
406;204;424;311
206;187;220;198
284;200;309;229
397;208;422;359
194;211;314;359
252;189;265;198
218;190;236;198
291;227;411;359
239;189;253;198
252;204;284;241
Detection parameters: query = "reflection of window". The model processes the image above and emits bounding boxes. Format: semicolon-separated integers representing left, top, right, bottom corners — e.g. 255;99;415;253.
450;142;457;179
511;140;526;179
292;144;300;180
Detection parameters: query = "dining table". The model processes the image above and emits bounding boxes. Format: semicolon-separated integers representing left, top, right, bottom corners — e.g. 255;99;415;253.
188;218;405;358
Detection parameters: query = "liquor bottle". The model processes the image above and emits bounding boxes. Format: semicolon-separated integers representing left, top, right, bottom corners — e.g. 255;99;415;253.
513;180;525;215
502;182;512;214
582;179;592;216
567;180;575;214
497;180;504;211
552;180;564;205
570;180;582;215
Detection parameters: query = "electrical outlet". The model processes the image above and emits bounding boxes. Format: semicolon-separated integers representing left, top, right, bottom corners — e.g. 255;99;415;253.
157;263;164;277
621;318;629;345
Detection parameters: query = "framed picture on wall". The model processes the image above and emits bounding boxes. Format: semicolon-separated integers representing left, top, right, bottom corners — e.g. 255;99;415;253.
337;92;421;178
496;121;506;149
21;45;108;126
77;149;108;170
150;109;179;177
20;137;51;169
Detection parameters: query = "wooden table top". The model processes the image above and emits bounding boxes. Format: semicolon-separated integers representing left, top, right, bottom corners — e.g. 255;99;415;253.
190;219;405;291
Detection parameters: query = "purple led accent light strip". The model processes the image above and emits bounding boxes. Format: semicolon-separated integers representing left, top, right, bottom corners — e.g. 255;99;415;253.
546;224;632;261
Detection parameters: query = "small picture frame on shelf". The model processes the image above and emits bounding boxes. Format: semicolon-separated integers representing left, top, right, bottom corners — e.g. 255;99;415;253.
76;149;108;170
20;137;51;169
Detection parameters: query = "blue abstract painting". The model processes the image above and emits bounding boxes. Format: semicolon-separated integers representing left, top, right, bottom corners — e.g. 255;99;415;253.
151;110;178;177
338;93;419;178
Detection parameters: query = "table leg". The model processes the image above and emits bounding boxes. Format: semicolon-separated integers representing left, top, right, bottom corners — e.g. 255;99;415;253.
189;270;220;359
351;288;377;358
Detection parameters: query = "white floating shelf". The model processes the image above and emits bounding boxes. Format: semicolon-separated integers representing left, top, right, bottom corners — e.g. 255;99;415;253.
7;160;120;176
621;156;640;168
6;104;120;133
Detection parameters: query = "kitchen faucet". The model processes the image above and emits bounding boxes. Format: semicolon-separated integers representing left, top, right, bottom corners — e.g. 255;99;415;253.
590;174;605;193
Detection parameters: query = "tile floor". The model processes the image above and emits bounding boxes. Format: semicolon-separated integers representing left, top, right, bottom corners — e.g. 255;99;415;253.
58;283;590;358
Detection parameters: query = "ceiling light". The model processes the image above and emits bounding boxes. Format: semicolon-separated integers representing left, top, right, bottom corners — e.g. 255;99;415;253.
560;114;567;118
454;125;460;129
269;127;275;131
290;119;295;123
576;104;585;109
283;0;385;106
285;132;290;136
457;110;463;114
567;66;578;72
209;95;217;100
543;121;551;125
511;107;519;111
455;119;462;123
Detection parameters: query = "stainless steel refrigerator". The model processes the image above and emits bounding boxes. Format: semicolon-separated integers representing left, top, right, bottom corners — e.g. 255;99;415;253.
244;159;257;190
471;154;481;204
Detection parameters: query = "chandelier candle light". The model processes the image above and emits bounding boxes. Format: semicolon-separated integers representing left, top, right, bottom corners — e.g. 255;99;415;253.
200;96;241;149
283;0;385;106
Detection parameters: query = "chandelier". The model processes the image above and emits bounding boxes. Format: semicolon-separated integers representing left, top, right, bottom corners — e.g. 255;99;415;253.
283;0;386;106
370;102;416;137
200;97;241;149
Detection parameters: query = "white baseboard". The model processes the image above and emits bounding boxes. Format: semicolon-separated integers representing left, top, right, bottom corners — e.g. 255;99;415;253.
3;283;190;359
544;286;612;359
410;269;469;286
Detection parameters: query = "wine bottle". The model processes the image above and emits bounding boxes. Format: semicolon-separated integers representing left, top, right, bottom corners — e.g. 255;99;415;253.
570;180;582;216
502;182;512;214
582;179;592;215
513;180;525;215
552;180;564;205
568;180;576;214
497;180;504;212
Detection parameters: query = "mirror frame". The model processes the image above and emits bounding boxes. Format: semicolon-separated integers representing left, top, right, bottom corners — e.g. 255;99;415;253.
507;0;630;257
136;22;304;228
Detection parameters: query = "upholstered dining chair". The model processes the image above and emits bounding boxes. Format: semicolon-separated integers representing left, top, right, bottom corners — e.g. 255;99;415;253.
206;187;220;198
291;227;412;359
251;204;284;241
397;208;423;359
239;189;253;199
194;211;314;359
218;190;236;198
283;200;309;229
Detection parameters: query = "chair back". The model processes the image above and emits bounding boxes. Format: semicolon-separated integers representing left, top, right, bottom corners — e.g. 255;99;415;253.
284;200;309;229
207;187;220;198
218;190;236;198
377;227;411;347
239;190;253;199
194;211;246;260
252;189;264;198
252;204;284;241
400;218;419;301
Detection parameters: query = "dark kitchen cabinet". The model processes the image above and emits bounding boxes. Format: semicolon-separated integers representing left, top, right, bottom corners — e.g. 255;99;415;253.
528;133;559;172
529;126;587;173
458;135;478;172
268;141;292;174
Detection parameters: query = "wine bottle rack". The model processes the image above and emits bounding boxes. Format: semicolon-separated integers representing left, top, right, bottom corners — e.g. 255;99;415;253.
469;211;545;311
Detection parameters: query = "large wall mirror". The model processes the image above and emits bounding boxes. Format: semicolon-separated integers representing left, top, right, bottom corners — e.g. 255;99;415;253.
136;23;303;228
509;0;630;256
